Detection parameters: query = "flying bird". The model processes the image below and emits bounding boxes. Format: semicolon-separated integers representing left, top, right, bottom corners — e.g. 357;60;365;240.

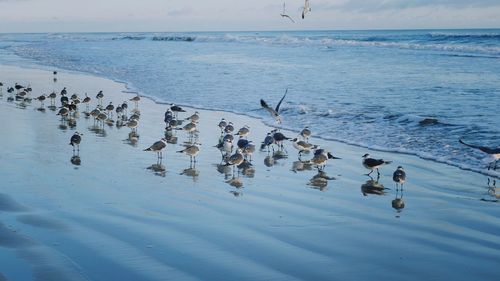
459;139;500;170
302;0;311;19
280;2;295;23
260;88;288;123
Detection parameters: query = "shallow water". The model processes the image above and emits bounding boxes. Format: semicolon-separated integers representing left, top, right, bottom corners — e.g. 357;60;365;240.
0;66;499;281
0;29;499;175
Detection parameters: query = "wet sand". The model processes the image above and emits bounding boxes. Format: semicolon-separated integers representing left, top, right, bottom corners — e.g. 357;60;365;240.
0;65;499;281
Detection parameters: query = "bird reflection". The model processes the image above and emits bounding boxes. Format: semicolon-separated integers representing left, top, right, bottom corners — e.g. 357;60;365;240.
392;188;405;215
147;163;166;177
239;160;255;178
180;163;199;181
486;177;498;201
215;163;232;180
226;176;243;189
307;171;335;191
361;175;387;196
264;155;275;167
70;155;81;166
291;160;313;173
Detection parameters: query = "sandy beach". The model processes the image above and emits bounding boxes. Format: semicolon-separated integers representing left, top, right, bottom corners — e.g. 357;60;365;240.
0;65;499;281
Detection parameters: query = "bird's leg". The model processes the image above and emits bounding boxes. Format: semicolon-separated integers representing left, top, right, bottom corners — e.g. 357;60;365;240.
377;168;380;176
366;170;373;176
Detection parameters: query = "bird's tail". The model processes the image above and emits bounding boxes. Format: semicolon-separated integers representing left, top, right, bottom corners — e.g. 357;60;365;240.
143;148;152;151
69;142;74;146
327;153;341;160
176;150;184;153
384;161;392;165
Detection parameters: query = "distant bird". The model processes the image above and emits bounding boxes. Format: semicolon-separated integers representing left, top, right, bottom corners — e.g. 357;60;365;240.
218;118;228;134
224;122;235;134
459;139;500;170
82;93;91;111
291;138;317;157
60;87;67;96
177;143;201;163
362;154;392;176
300;127;311;142
144;138;168;159
272;129;290;150
302;0;311;19
130;94;140;109
181;121;197;135
53;71;57;75
186;111;200;123
96;90;104;106
235;125;250;138
393;166;406;188
261;88;288;123
105;102;114;118
225;149;245;169
69;132;82;152
280;2;295;23
15;83;24;93
57;107;69;120
126;119;138;133
170;103;185;117
48;92;57;106
309;149;340;171
7;87;14;94
237;138;250;150
121;101;128;116
36;95;46;108
261;132;275;153
242;142;256;161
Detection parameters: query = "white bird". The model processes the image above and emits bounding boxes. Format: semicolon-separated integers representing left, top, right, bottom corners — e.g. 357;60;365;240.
302;0;311;19
260;89;288;123
280;2;295;23
393;166;406;188
460;139;500;170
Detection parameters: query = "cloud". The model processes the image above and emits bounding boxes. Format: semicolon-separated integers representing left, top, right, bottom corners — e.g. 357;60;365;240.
316;0;500;12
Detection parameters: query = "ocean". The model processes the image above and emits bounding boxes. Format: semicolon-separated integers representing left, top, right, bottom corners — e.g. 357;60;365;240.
0;29;499;174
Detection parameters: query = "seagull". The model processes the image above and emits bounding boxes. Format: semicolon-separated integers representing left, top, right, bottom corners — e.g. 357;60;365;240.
105;102;114;118
393;166;406;188
69;132;82;153
291;138;318;158
130;94;140;109
261;132;275;153
280;2;295;23
302;0;311;19
177;143;201;163
96;90;104;106
261;88;288;123
126;119;138;133
459;139;500;170
224;122;235;134
36;95;46;108
300;127;311;142
186;111;200;123
144;138;168;160
235;125;250;138
225;149;245;172
60;87;67;96
309;149;340;171
218;118;228;134
82;93;91;109
362;154;392;176
272;129;290;151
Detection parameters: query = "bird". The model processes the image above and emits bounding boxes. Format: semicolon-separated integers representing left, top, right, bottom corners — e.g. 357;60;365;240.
82;93;91;111
60;87;67;96
36;95;46;108
57;107;69;120
218;118;228;134
144;138;168;160
362;154;392;176
186;111;200;123
300;127;311;142
96;90;104;106
280;2;295;23
272;129;290;151
177;143;201;163
235;125;250;138
261;132;275;153
242;142;256;161
224;122;235;134
105;102;115;118
126;119;138;133
48;92;57;106
291;138;318;158
459;139;500;170
309;149;340;171
170;103;186;117
69;132;82;153
225;149;245;171
130;94;140;109
260;88;288;123
302;0;311;19
393;166;406;188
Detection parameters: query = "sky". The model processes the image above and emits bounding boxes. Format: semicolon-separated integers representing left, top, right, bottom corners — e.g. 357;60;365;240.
0;0;499;33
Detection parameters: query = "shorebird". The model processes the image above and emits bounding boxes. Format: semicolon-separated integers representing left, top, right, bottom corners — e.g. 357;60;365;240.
235;125;250;138
291;138;317;158
96;90;104;107
362;154;392;176
300;127;311;142
309;149;340;172
69;131;82;153
60;87;67;96
459;139;500;170
237;138;250;150
57;107;69;120
15;83;24;93
144;138;168;160
261;132;275;153
126;119;139;133
218;118;228;134
170;103;185;118
186;111;200;123
215;138;233;157
105;102;114;118
242;142;256;161
393;166;406;188
60;92;69;105
121;101;128;117
129;94;140;110
36;95;46;108
82;93;91;111
302;0;311;19
90;108;101;123
181;121;197;135
164;109;174;125
48;92;57;106
280;2;295;23
177;143;200;163
225;149;245;172
0;82;3;95
224;122;235;134
272;129;290;151
261;88;288;123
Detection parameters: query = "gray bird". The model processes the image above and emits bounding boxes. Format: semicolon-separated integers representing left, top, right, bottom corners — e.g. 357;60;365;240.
260;88;288;123
459;139;500;170
177;143;201;163
69;132;82;153
300;127;311;142
393;166;406;188
310;149;340;171
144;138;168;159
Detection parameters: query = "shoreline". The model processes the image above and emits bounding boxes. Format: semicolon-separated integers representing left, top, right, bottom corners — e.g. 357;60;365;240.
0;65;499;281
2;60;498;179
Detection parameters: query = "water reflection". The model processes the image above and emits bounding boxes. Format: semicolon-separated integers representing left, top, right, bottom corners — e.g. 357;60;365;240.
307;171;335;191
264;155;275;167
291;160;313;173
486;178;498;201
361;176;387;196
180;163;199;181
239;160;255;178
70;155;81;166
226;176;243;189
147;163;166;177
392;187;405;216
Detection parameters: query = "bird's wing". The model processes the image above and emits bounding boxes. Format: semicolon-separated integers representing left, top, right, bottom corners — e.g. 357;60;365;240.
275;88;288;113
282;2;286;14
365;158;385;167
285;15;295;23
260;99;271;110
459;139;500;154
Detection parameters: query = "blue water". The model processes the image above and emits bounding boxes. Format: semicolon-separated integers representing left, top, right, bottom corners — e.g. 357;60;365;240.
1;29;499;173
